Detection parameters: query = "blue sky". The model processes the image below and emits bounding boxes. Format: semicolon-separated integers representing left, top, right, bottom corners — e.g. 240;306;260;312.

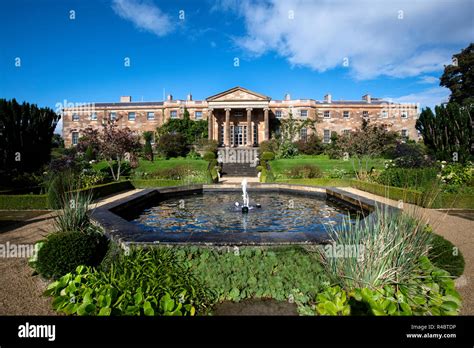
1;0;473;134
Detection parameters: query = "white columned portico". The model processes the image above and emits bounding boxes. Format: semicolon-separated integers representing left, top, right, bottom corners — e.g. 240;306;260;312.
224;108;231;147
246;108;253;146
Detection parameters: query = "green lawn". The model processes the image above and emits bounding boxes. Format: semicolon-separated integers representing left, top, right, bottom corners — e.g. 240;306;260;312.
270;155;385;176
93;158;207;173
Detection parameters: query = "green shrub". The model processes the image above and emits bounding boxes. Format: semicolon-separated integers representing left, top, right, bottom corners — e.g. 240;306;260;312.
142;131;154;162
99;162;132;180
155;133;189;158
350;180;422;204
259;139;279;154
376;167;439;189
203;151;216;162
287;164;323;179
35;231;108;279
428;233;465;277
261;151;275;161
171;246;329;314
45;248;210;316
46;171;77;209
85;144;95;162
295;134;324;155
319;207;431;290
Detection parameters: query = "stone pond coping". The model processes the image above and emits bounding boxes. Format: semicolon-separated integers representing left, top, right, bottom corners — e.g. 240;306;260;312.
89;184;399;249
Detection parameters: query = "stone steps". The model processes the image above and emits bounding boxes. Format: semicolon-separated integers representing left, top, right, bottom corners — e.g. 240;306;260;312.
221;163;258;177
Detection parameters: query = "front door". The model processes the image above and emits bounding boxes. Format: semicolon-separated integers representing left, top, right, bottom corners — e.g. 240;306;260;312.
231;125;247;146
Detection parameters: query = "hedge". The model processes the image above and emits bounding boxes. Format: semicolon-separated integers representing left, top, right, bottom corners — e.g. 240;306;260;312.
0;181;135;210
76;181;135;199
275;178;352;186
0;194;49;210
131;179;185;188
350;180;422;204
350;180;474;209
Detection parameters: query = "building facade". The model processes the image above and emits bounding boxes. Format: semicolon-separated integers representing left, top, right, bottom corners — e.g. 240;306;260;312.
62;86;419;147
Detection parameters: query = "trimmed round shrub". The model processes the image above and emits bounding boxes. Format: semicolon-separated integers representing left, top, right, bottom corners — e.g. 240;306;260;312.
261;151;275;161
203;151;216;162
36;231;108;279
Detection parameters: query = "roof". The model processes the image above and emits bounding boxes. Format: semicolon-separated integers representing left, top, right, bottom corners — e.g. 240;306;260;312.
206;86;271;101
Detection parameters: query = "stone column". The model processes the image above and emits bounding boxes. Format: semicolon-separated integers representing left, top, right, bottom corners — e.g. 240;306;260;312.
207;108;213;141
225;108;231;147
246;108;253;146
264;107;270;141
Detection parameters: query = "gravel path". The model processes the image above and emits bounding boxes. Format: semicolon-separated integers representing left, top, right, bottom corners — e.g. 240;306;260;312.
0;212;57;315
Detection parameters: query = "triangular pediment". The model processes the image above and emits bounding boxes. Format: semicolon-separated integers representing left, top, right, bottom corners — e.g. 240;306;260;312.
206;86;271;101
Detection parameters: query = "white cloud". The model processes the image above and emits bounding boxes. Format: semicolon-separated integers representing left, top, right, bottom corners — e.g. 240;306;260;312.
388;86;450;110
216;0;474;80
54;118;63;135
418;75;440;84
112;0;172;37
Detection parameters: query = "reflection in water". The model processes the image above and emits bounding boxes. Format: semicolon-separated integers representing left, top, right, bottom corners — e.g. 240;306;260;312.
131;192;364;238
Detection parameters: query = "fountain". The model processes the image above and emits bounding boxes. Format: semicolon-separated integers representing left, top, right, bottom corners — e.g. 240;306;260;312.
241;178;250;213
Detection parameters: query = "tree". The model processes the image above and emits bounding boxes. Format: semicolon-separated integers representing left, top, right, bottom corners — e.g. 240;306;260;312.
80;123;141;181
155;133;188;158
440;43;474;106
99;122;141;180
0;98;60;174
157;108;207;145
326;120;399;159
275;111;317;158
142;131;154;162
416;103;472;163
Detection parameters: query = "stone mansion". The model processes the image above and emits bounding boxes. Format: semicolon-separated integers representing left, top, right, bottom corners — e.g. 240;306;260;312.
62;86;419;147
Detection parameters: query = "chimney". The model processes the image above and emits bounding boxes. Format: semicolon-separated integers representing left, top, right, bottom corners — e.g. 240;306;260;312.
187;93;192;101
362;94;371;103
284;93;291;101
120;96;132;103
167;94;173;101
324;94;332;103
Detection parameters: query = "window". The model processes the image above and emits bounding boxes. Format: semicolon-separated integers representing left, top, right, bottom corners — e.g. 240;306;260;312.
381;110;388;118
323;129;331;143
401;111;408;119
150;135;155;145
72;113;79;121
401;129;408;138
300;110;308;118
253;122;258;145
170;110;177;119
275;110;282;119
362;111;369;117
324;111;330;118
128;112;136;121
147;112;155;120
343;111;350;119
234;111;243;117
90;112;97;121
109;112;116;121
195;111;202;120
300;127;308;142
343;129;351;136
220;124;225;146
275;126;281;137
72;132;79;146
